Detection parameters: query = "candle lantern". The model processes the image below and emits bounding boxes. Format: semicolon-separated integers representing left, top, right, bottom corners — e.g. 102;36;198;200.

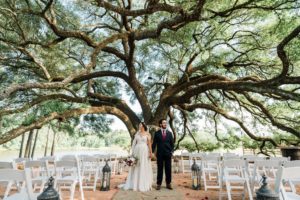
100;160;111;191
191;159;201;190
174;156;180;173
37;176;60;200
117;158;124;175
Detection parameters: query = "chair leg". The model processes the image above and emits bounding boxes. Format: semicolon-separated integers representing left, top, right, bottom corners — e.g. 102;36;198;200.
225;181;232;200
70;182;76;200
219;182;223;200
203;171;207;191
39;181;46;193
4;181;13;198
79;180;85;200
181;158;184;173
246;180;253;200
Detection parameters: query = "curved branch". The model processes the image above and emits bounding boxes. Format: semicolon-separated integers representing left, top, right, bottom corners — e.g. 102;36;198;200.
96;1;184;17
172;80;300;105
272;24;300;81
87;92;140;129
180;103;278;147
243;93;300;138
0;106;136;144
168;109;176;143
0;94;87;117
133;1;206;40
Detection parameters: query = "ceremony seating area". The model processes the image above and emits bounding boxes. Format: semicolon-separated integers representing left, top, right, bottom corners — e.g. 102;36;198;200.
0;154;118;200
177;151;300;200
1;152;300;200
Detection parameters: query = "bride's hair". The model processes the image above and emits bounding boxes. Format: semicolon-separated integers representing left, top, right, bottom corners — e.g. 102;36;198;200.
140;122;148;131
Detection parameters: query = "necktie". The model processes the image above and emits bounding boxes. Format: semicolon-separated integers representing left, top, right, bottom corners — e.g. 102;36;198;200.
162;130;166;141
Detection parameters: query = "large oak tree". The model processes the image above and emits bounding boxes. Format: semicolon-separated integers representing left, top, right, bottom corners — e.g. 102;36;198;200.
0;0;300;152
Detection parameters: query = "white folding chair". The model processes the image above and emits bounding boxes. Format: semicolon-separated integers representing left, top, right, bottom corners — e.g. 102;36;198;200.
60;155;77;161
54;159;84;200
94;154;108;179
250;160;282;194
39;156;56;162
201;155;221;191
282;161;300;193
189;153;204;166
38;156;56;176
243;155;266;177
0;168;38;200
13;158;31;165
24;160;49;193
80;155;100;191
269;156;290;162
223;153;237;158
0;162;15;169
180;152;191;173
283;160;300;168
0;162;16;198
219;159;253;200
109;154;118;175
275;166;300;200
223;155;241;160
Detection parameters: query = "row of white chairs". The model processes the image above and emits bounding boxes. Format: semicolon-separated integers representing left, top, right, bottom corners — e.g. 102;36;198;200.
179;152;290;174
0;154;121;200
181;153;299;200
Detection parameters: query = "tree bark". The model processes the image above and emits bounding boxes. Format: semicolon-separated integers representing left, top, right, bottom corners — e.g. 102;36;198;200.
31;129;39;159
24;130;34;158
51;130;56;156
18;133;25;158
44;125;50;156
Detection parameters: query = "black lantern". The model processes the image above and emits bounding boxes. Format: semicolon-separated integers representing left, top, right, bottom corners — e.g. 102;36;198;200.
117;158;124;175
174;156;180;173
100;160;111;191
191;159;201;190
37;176;60;200
256;175;279;200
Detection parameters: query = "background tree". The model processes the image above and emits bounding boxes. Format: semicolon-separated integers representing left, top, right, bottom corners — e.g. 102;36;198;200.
0;0;300;154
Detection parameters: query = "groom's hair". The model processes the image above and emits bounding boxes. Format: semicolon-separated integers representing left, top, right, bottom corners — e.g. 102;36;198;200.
159;118;166;126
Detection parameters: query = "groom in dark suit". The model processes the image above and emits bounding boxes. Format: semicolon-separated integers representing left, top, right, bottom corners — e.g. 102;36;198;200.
152;119;174;190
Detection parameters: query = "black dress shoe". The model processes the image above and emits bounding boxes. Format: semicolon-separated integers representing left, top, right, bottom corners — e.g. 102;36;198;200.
166;184;173;190
156;185;161;190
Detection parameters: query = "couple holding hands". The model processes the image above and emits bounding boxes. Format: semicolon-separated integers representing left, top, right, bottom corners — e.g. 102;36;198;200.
121;119;174;192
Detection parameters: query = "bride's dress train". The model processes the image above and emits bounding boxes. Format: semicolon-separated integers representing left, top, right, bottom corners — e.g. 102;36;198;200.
120;132;153;192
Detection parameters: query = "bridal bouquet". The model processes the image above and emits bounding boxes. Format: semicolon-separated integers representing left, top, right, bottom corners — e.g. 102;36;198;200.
124;155;138;167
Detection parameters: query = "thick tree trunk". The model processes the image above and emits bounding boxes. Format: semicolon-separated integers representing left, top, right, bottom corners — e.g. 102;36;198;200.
19;133;25;158
31;129;39;159
51;130;56;156
44;125;50;156
24;130;34;158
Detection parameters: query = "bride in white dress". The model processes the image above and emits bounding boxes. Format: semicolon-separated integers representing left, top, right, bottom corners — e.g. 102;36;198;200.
122;122;153;192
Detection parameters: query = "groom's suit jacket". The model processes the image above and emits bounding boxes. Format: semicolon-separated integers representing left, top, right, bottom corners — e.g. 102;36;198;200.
152;129;174;157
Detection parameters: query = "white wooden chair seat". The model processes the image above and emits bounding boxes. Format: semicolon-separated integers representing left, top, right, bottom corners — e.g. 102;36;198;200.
202;155;221;191
224;175;248;182
80;155;100;191
219;159;253;200
54;159;84;200
274;166;300;200
205;167;219;172
0;169;38;200
284;193;300;200
4;188;39;200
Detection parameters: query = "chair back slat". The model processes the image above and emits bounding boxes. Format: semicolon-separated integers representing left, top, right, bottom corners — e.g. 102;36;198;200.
0;161;14;169
283;160;300;167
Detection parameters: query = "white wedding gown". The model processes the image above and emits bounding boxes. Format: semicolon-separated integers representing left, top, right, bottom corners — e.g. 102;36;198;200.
121;132;153;192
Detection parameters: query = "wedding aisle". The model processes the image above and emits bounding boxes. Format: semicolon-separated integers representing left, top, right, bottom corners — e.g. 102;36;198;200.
113;186;184;200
